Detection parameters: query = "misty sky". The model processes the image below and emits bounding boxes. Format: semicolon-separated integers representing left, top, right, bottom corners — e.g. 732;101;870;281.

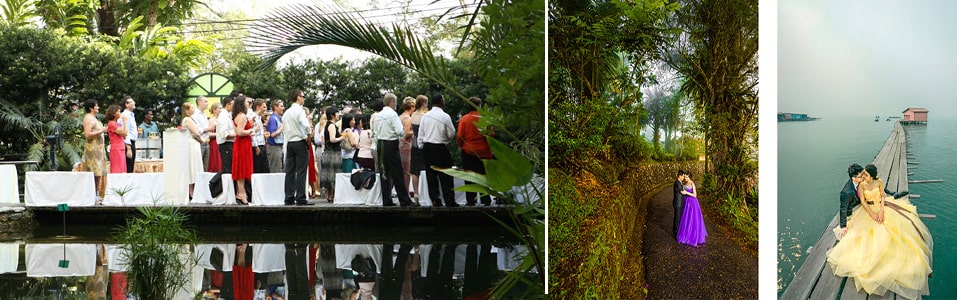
779;0;957;118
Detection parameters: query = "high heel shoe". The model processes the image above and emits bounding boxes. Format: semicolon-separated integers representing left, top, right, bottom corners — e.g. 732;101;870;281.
235;196;249;205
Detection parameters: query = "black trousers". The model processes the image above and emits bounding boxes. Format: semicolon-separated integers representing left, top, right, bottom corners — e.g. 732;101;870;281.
284;140;309;204
378;139;413;206
461;152;491;205
464;244;494;296
423;143;456;206
379;244;413;299
284;243;310;299
253;145;268;173
219;141;233;173
125;140;136;173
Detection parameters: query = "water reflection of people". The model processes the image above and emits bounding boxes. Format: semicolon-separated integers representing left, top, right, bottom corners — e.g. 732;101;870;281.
285;243;315;299
464;244;495;298
425;244;456;299
87;244;108;299
380;244;413;299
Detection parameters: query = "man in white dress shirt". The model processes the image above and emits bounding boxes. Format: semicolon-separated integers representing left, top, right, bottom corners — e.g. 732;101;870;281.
417;94;458;207
373;93;415;207
120;96;138;173
282;89;313;205
192;96;212;171
216;97;237;173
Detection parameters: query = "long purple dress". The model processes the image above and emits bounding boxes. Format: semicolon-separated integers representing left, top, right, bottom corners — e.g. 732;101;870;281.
677;186;708;247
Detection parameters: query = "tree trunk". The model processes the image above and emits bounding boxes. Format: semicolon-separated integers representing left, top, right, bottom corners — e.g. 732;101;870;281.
97;2;118;36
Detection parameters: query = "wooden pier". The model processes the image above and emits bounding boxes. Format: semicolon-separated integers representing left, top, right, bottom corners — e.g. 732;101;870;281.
781;122;933;300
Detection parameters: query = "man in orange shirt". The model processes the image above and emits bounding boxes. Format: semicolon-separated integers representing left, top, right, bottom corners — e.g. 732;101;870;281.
456;97;494;206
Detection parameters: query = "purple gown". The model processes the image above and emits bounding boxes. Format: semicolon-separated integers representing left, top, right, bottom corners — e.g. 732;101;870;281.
677;186;708;247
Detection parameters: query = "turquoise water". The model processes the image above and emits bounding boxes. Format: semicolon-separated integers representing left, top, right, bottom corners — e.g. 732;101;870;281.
778;117;957;298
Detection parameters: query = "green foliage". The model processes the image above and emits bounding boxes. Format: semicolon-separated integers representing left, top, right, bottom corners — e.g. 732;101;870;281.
0;0;38;28
547;169;596;297
609;133;654;162
0;26;190;164
112;206;198;300
717;193;758;246
35;0;95;36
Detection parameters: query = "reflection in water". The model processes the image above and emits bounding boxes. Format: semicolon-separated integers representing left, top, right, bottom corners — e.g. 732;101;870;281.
0;242;524;299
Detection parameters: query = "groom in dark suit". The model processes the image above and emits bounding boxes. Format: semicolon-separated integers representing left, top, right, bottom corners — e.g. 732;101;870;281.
838;163;865;239
673;170;686;239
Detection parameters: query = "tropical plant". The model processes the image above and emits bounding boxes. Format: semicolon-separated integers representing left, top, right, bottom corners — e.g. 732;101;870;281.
113;206;198;299
0;0;38;28
35;0;96;36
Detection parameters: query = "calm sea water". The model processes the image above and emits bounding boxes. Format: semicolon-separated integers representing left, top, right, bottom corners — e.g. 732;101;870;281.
778;117;957;298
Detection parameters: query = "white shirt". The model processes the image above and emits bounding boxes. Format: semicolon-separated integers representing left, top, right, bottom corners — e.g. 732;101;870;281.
282;103;311;142
372;106;403;141
191;110;209;140
251;111;265;146
122;110;137;143
216;110;236;144
417;107;455;145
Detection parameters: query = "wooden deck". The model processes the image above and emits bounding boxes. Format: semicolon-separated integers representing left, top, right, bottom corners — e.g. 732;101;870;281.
781;122;932;300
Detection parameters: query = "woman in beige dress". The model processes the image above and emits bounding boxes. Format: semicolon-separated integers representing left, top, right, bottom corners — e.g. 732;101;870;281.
182;103;206;199
82;99;107;202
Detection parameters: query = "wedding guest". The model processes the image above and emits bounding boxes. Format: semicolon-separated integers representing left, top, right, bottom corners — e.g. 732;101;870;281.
182;103;205;199
374;94;415;206
457;97;494;206
82;100;107;200
266;99;285;173
417;94;458;207
217;97;237;172
232;96;254;205
409;95;429;204
355;114;375;170
340;113;358;173
306;107;321;199
322;107;344;202
192;97;212;170
120;96;138;173
106;105;129;174
250;98;269;173
138;110;159;137
207;103;223;173
399;97;416;203
282;90;313;205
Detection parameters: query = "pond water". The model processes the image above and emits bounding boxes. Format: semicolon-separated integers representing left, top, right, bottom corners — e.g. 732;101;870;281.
0;225;526;299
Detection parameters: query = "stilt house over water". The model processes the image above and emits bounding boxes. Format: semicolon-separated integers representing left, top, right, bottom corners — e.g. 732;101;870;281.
901;107;928;124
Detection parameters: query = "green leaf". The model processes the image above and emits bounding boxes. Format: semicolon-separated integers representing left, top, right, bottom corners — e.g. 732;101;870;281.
434;167;488;186
483;137;532;192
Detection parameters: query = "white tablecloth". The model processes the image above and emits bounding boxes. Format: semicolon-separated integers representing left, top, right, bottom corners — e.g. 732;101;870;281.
335;244;382;271
417;170;466;206
0;165;18;204
103;173;165;206
251;174;286;206
26;244;96;277
252;244;286;273
162;129;190;205
195;244;236;272
106;244;129;272
334;173;382;205
24;172;96;207
192;172;235;205
0;243;18;274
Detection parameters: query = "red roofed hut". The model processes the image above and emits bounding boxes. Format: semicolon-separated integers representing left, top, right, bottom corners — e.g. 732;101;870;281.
901;107;928;124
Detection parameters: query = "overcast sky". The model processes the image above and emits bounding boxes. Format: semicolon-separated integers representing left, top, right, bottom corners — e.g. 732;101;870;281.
778;0;957;118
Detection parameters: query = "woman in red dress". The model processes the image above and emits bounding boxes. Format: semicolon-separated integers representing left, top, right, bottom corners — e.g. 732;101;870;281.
207;103;223;173
106;105;129;174
232;96;254;204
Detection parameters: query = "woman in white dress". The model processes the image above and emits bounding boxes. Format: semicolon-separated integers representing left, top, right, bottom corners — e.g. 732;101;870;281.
182;103;205;199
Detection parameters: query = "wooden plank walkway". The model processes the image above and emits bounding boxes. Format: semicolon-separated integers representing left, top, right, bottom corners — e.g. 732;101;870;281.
781;122;930;300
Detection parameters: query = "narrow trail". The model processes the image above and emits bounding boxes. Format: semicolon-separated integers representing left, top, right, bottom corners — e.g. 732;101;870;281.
642;185;758;299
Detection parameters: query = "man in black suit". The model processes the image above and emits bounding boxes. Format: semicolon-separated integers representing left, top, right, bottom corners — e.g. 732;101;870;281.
838;163;865;239
673;170;686;239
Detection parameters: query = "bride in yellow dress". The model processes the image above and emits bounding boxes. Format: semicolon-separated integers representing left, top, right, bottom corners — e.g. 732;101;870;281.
826;163;933;299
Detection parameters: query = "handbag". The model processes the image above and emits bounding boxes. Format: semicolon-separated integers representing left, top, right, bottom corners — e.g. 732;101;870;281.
341;130;355;151
208;172;224;197
350;169;376;190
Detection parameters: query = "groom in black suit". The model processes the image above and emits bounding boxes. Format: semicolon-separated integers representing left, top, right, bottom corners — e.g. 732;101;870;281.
838;163;865;238
673;170;686;239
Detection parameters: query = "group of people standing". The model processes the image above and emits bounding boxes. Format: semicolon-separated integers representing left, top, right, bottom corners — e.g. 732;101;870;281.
82;96;152;203
82;88;496;207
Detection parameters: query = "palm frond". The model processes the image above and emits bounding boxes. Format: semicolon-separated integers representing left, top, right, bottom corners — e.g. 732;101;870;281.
247;3;466;101
0;100;37;129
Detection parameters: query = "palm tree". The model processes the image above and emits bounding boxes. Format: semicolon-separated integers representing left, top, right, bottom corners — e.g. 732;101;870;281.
246;2;544;297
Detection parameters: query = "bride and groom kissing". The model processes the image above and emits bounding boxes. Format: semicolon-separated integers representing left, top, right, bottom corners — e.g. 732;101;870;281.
827;163;933;299
672;170;707;247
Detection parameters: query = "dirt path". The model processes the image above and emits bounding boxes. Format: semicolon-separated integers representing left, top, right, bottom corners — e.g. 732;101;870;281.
642;185;758;299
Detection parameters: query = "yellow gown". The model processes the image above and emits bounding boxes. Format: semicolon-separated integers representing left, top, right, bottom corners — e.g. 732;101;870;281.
826;183;933;299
